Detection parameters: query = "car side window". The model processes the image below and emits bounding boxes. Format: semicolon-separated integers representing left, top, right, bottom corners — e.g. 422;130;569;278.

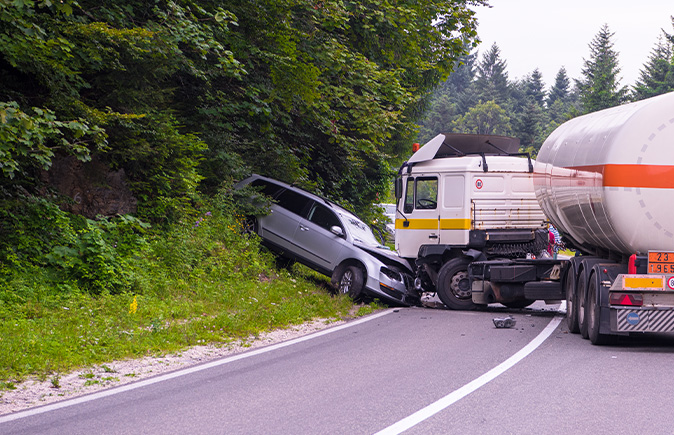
275;189;311;216
308;203;342;233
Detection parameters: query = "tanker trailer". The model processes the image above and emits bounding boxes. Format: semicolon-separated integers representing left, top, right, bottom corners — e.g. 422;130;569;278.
470;90;674;344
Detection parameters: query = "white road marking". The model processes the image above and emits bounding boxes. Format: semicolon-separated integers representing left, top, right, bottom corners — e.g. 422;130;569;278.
375;302;566;435
0;309;395;424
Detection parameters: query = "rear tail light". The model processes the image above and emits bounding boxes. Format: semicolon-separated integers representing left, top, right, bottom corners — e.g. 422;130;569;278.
609;293;643;307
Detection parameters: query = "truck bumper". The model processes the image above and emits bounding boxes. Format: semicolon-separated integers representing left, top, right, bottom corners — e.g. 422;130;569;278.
612;308;674;332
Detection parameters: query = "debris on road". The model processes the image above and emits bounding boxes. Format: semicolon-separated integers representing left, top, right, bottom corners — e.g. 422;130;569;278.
493;316;516;328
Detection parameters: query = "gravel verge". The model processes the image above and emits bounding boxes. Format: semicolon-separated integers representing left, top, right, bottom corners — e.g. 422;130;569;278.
0;317;346;416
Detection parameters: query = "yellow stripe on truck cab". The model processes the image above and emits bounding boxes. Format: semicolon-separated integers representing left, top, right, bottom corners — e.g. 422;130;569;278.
395;219;471;230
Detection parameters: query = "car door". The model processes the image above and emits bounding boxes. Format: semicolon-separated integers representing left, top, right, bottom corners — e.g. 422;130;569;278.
293;201;345;273
259;188;310;254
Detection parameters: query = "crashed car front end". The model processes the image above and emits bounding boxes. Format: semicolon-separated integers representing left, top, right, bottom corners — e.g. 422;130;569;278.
355;244;420;306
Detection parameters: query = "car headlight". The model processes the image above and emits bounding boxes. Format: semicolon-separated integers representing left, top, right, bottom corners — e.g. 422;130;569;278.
380;267;403;283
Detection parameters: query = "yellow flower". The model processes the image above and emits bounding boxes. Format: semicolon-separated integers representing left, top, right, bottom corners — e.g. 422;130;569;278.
129;296;137;314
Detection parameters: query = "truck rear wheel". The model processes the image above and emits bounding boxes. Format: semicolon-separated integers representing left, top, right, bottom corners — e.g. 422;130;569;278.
587;271;613;345
565;265;580;334
437;258;476;310
577;267;590;339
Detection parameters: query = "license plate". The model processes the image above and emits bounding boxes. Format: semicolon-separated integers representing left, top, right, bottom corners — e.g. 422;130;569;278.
648;251;674;274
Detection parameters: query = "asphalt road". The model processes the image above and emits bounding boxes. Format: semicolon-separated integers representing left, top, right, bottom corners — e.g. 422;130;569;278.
2;302;674;435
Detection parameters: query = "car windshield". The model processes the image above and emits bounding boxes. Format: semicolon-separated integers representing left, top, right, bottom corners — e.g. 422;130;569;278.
340;213;381;246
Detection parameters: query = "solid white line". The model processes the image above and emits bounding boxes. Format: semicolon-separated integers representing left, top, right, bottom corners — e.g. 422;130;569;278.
0;309;395;424
375;302;566;435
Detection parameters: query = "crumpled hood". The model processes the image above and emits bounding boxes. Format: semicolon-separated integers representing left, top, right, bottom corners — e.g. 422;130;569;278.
353;242;414;274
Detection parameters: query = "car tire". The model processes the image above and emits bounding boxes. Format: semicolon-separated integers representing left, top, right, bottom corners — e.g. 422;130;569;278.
335;265;364;301
436;258;476;310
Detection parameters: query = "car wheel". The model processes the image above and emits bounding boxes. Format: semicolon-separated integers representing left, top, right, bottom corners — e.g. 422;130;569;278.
242;216;258;235
436;258;476;310
335;265;364;301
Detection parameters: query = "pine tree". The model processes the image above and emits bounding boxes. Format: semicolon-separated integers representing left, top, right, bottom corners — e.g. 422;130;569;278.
576;24;628;113
632;34;674;101
475;43;511;106
547;67;570;107
523;69;546;106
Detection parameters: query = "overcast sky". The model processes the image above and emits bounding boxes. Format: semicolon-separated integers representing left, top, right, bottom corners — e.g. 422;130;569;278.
472;1;674;89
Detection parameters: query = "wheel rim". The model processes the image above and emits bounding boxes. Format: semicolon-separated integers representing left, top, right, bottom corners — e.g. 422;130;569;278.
339;270;353;294
450;270;471;300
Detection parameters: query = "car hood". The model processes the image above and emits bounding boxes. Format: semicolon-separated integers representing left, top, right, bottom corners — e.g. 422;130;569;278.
353;242;414;273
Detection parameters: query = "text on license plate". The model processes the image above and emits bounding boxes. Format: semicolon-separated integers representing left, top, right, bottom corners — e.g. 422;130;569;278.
648;251;674;274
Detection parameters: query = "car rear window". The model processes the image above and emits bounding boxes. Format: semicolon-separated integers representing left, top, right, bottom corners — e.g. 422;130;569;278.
250;179;285;198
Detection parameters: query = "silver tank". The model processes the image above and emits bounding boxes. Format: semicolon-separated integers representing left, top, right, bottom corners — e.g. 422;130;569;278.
534;91;674;256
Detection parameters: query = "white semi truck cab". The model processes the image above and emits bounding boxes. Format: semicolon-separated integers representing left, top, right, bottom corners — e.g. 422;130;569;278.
394;133;553;310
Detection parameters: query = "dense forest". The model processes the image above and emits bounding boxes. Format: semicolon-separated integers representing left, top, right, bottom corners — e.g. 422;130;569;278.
0;0;487;296
418;21;674;156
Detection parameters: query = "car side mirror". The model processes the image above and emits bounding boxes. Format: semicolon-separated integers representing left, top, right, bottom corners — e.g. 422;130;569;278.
330;226;344;237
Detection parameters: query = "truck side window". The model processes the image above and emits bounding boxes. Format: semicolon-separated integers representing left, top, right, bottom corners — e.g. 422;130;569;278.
404;178;415;213
415;177;438;209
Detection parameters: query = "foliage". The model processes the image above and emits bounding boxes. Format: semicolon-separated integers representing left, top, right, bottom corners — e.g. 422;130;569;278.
632;30;674;101
417;20;674;155
0;195;150;294
575;24;628;113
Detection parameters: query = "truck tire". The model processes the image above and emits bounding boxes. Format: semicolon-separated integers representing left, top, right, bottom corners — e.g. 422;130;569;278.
564;264;580;334
577;267;590;339
587;271;613;345
437;258;476;310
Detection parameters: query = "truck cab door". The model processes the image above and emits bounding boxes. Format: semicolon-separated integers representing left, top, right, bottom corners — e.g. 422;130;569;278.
396;176;440;257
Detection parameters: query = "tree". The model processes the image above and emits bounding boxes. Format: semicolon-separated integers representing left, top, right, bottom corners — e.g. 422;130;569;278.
575;24;628;113
547;67;571;107
454;100;511;136
632;33;674;101
474;43;511;107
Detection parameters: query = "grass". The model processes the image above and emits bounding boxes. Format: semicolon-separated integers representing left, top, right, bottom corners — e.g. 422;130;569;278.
0;264;372;384
0;204;380;386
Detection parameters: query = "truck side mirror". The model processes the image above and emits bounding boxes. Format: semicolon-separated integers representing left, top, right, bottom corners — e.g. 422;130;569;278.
395;177;402;200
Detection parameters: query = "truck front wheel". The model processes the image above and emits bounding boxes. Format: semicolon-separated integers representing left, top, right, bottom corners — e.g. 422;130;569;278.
437;258;476;310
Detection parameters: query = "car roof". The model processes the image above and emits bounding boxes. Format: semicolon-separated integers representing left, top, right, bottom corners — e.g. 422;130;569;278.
242;174;361;220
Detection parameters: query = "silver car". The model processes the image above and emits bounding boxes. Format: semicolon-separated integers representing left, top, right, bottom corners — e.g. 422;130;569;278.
236;175;419;306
